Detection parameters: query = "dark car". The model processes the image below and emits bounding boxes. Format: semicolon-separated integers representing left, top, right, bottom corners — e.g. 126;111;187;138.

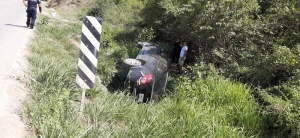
123;42;169;103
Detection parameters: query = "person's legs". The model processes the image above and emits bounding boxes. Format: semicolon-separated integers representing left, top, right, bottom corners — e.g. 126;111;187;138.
177;57;182;74
26;10;31;27
175;50;181;64
177;57;185;74
178;65;183;74
175;54;180;64
172;55;175;63
172;50;176;63
29;8;37;29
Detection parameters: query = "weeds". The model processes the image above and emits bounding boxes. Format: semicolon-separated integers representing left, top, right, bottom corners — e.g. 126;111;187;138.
24;1;262;137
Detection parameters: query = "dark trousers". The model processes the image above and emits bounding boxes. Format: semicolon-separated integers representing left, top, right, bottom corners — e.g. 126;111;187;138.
26;7;37;27
172;50;180;64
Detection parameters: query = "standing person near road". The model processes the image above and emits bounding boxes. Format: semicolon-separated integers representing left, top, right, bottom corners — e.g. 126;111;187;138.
172;38;182;64
23;0;41;29
178;41;188;74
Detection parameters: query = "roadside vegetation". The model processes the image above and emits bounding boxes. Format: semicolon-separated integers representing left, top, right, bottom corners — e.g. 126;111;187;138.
23;0;300;137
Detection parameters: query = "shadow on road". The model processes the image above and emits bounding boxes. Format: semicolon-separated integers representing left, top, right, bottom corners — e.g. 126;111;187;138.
5;24;28;28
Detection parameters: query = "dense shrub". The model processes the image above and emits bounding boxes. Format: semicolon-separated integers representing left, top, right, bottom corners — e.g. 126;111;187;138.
140;1;300;137
259;85;300;137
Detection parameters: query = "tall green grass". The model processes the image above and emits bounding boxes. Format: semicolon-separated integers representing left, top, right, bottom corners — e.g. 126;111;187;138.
23;1;262;137
80;67;261;138
23;15;85;137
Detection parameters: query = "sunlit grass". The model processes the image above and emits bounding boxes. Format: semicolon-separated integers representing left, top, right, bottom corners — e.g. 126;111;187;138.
23;1;262;138
80;72;261;137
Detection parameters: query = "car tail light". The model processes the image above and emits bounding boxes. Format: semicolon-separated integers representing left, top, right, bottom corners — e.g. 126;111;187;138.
139;74;152;85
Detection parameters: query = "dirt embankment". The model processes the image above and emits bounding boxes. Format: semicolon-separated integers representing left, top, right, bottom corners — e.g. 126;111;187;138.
48;0;66;8
48;0;84;8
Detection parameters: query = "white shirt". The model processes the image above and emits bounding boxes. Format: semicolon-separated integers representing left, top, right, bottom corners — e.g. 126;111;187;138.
180;46;188;57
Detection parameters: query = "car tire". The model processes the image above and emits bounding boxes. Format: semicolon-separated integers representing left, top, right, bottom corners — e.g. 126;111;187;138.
123;58;141;68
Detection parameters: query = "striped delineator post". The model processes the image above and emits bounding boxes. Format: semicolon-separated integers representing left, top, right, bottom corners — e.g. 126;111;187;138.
76;16;102;114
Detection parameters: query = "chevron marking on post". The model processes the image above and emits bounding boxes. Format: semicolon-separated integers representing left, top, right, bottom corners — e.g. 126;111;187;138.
76;16;102;89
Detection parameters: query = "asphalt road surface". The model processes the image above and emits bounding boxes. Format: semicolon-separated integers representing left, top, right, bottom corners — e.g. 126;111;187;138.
0;0;34;137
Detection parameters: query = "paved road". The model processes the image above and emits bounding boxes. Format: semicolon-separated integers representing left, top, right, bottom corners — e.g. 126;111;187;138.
0;0;30;92
0;0;34;137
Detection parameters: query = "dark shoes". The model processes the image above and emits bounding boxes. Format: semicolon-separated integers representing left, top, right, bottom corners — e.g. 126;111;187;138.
26;22;34;29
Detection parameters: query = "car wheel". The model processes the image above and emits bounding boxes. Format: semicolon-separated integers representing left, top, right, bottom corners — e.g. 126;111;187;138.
123;58;141;68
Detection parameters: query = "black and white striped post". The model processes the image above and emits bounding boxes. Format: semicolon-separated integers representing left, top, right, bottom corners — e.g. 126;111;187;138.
76;16;102;114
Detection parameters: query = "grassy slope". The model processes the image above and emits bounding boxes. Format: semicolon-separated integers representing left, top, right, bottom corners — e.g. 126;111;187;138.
23;0;262;137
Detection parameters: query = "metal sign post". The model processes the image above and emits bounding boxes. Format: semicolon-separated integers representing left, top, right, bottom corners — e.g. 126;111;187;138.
76;16;102;115
79;89;86;114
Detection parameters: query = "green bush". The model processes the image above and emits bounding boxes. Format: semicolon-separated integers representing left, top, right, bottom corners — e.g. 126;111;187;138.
260;92;297;137
135;27;155;42
258;82;300;137
237;45;300;88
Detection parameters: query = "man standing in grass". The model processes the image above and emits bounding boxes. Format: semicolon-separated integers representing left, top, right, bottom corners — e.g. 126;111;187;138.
178;41;188;74
23;0;41;29
172;38;182;64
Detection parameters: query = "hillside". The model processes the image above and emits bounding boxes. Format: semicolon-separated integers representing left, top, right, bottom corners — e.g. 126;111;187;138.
23;0;300;137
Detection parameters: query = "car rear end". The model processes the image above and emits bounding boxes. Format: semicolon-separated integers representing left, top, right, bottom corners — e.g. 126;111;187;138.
124;67;154;103
123;42;162;103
